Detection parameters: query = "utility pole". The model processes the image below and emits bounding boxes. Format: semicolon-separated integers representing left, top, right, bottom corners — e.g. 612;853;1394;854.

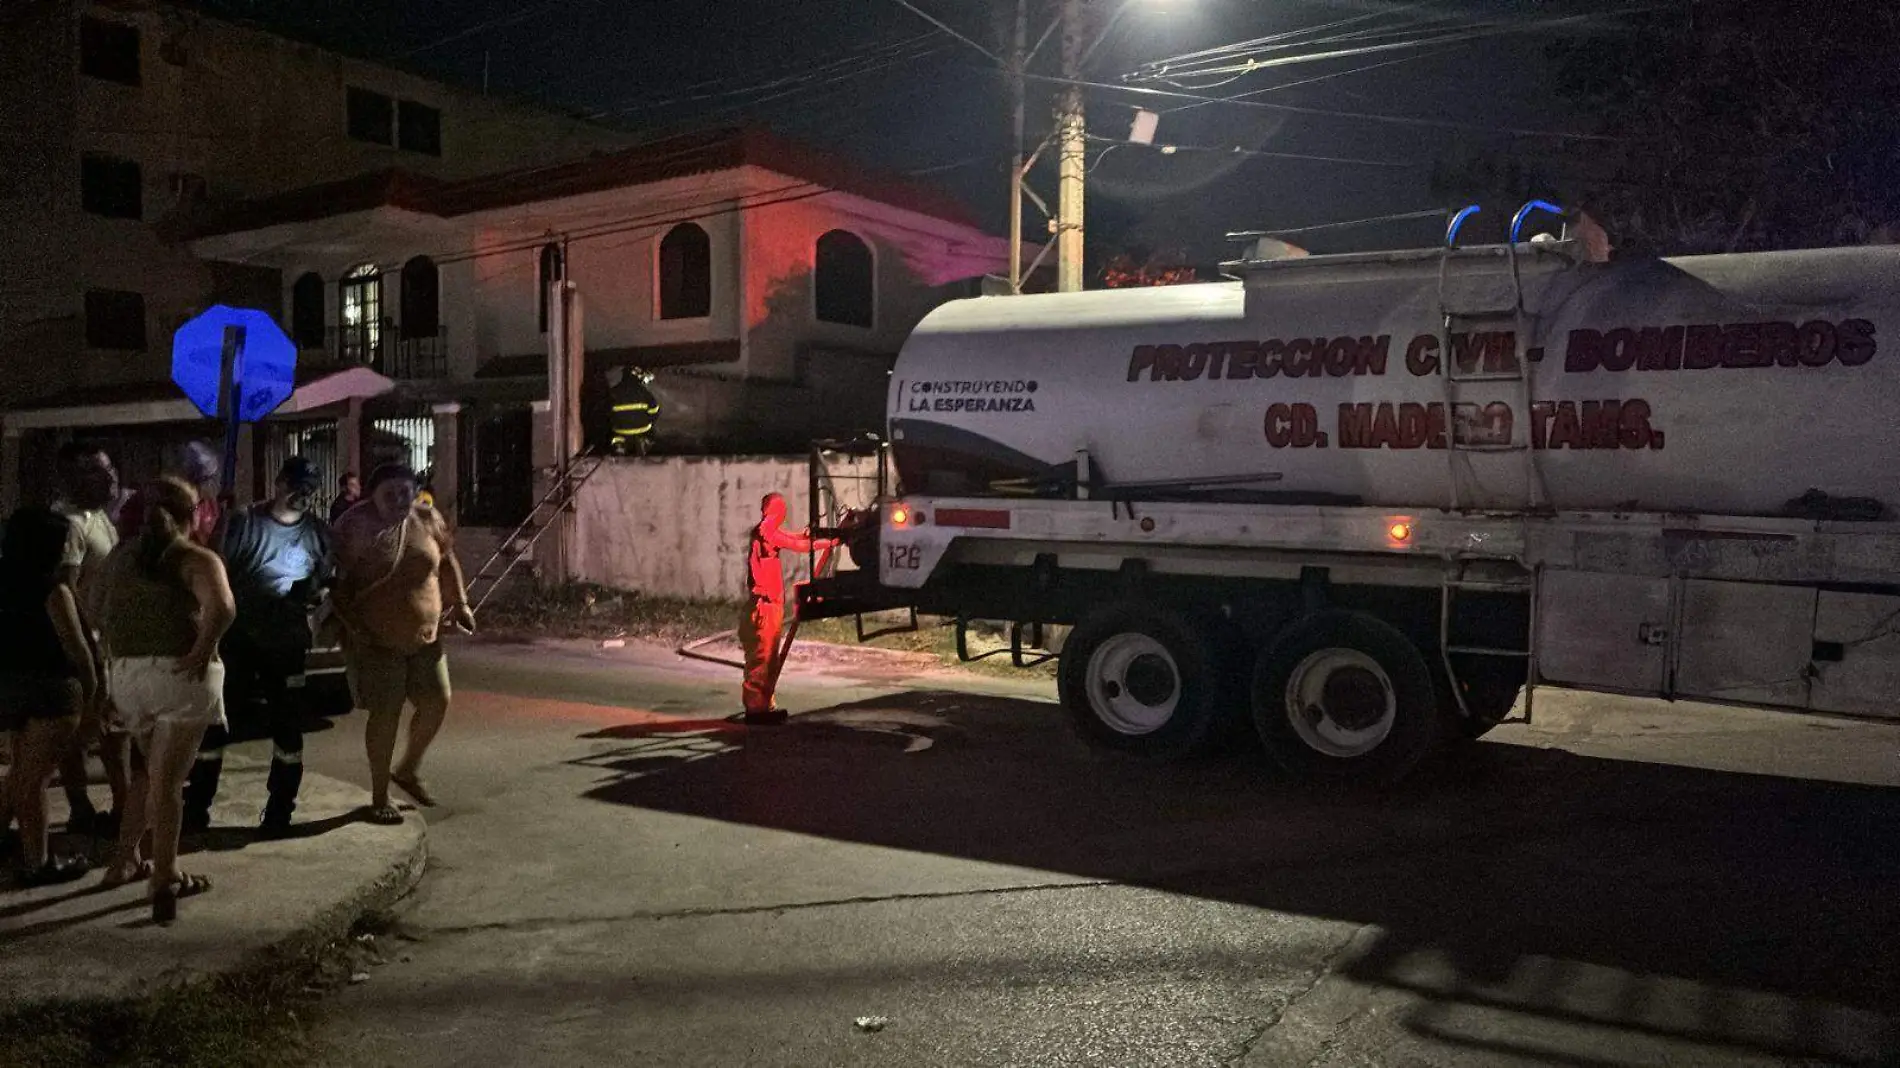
1055;0;1090;292
1007;0;1028;294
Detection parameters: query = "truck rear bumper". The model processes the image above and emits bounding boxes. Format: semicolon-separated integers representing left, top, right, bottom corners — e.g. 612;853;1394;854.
798;571;917;620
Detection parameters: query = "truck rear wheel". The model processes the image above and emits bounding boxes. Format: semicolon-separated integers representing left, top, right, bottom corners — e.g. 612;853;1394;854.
1059;603;1231;758
1251;611;1440;783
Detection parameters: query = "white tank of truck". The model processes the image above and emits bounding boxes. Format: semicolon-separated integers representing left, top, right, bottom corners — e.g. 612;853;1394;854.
888;243;1900;516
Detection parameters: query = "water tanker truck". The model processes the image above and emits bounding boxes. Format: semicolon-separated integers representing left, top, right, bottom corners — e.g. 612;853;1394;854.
799;212;1900;783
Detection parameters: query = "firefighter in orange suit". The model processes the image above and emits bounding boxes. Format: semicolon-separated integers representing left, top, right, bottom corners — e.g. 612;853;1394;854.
740;493;838;725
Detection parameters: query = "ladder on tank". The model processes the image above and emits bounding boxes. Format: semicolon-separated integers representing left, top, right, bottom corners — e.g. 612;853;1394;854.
1435;201;1561;512
1431;201;1566;728
466;449;605;613
1440;557;1538;728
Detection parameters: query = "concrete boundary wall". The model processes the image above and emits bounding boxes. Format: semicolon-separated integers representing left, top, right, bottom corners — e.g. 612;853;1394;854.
570;455;876;600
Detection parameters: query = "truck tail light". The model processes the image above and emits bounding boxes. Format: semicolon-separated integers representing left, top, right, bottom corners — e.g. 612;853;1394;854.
1387;520;1413;545
935;508;1010;530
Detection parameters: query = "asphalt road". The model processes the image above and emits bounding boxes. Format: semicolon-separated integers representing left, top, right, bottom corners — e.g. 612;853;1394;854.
246;635;1900;1067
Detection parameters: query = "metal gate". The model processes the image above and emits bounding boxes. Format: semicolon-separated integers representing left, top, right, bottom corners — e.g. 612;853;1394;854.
260;419;342;515
367;408;437;486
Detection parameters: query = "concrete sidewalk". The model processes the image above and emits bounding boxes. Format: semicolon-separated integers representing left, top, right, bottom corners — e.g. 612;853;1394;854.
0;753;426;1009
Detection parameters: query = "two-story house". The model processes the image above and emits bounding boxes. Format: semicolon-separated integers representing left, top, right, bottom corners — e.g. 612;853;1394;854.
36;127;1013;527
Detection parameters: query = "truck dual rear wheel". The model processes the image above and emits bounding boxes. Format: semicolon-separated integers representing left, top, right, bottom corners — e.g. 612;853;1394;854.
1251;611;1441;783
1059;603;1232;758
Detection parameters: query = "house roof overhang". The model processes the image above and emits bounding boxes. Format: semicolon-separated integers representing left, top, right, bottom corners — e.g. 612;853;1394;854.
4;366;395;433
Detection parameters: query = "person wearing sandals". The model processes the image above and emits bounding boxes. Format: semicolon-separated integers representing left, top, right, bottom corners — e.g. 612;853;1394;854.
331;463;475;825
93;478;235;922
0;507;100;885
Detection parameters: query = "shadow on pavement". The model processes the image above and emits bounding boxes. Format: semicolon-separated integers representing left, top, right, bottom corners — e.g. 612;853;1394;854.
573;690;1899;1065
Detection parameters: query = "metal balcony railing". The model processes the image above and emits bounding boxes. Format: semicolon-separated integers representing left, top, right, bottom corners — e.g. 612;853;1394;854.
297;323;448;380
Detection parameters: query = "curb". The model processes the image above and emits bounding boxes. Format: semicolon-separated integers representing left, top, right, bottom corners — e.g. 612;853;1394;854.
230;808;430;977
0;767;428;1020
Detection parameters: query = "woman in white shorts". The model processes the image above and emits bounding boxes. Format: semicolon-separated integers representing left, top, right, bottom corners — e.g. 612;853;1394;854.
93;477;234;923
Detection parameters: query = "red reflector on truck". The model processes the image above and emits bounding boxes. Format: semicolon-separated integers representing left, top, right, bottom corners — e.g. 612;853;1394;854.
934;508;1012;530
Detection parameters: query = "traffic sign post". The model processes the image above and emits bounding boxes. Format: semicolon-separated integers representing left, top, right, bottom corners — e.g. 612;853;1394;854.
172;306;297;500
216;324;246;496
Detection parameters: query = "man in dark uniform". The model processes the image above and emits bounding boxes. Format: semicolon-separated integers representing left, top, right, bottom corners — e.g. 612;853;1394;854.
739;493;838;725
184;456;331;835
609;366;659;455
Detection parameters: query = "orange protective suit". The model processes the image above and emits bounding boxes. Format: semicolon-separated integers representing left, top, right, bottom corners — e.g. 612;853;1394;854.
740;495;821;717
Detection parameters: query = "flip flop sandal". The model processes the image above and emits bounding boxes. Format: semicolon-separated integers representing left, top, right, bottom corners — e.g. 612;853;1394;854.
100;859;154;890
390;774;437;808
151;873;210;924
366;803;405;826
20;855;91;887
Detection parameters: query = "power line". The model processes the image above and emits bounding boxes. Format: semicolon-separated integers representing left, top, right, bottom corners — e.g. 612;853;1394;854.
906;152;1010;176
889;0;1001;64
1233;207;1451;238
652;42;951;127
1085;133;1416;169
759;53;973;142
1131;2;1443;73
1013;69;1616;141
392;155;994;273
584;33;940;118
399;0;597;58
1138;13;1483;81
1140;15;1609;90
1159;47;1462;115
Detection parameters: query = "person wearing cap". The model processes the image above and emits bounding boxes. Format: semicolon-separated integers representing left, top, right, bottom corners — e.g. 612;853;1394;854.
182;456;332;835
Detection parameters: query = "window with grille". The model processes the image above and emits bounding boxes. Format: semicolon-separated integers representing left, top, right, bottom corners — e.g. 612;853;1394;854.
340;264;382;365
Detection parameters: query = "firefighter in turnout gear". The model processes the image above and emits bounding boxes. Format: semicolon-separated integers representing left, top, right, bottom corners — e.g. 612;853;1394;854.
739;493;838;725
609;366;659;455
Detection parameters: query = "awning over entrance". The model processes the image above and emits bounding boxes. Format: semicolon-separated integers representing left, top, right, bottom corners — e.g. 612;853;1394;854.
3;366;395;432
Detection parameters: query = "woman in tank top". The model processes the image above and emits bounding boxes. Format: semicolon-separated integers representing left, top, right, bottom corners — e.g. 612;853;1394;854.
0;507;100;884
92;477;235;923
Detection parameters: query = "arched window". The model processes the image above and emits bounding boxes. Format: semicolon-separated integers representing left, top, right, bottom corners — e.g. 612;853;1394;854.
399;255;439;339
339;263;381;365
538;243;563;334
290;271;325;348
814;229;873;328
658;223;711;320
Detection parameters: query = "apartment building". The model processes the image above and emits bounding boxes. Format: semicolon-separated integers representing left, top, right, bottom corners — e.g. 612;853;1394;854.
0;0;633;501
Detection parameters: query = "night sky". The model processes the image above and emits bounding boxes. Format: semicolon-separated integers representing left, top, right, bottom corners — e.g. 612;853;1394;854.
209;0;1632;265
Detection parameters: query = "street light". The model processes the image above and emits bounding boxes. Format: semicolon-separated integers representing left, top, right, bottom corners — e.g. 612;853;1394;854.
1010;0;1185;294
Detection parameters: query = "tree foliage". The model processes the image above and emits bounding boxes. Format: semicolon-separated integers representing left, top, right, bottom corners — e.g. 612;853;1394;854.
1099;248;1199;288
1434;0;1900;255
